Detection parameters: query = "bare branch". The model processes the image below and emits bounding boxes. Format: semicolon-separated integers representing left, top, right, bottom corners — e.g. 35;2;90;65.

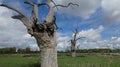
52;16;58;29
24;1;47;7
12;15;33;35
38;3;47;7
0;4;33;34
53;3;79;8
24;1;39;23
73;28;85;41
45;8;54;23
12;15;33;27
24;1;34;6
45;0;79;23
24;1;48;24
44;0;79;31
44;0;58;23
51;0;59;10
73;28;78;41
0;4;24;16
75;37;85;41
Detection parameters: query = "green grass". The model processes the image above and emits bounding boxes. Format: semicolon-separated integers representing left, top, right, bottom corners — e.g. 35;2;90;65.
0;54;39;67
0;53;120;67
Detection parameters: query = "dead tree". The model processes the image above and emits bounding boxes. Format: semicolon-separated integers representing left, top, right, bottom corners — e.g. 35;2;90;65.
69;29;85;57
0;0;78;67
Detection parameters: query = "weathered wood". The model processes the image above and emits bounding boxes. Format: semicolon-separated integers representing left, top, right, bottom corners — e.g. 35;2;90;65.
32;21;57;67
24;1;39;23
37;31;57;67
45;1;79;23
24;1;47;24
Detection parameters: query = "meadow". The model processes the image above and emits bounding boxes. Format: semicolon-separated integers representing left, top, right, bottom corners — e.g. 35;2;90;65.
0;53;120;67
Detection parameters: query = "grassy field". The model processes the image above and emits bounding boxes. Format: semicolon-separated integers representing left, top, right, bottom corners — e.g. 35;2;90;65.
0;53;120;67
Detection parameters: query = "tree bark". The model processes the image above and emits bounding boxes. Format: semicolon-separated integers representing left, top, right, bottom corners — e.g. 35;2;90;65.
70;29;85;57
71;45;76;57
32;25;58;67
40;46;58;67
0;1;79;67
71;51;76;57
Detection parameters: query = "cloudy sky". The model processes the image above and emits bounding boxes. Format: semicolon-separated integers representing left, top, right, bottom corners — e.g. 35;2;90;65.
0;0;120;51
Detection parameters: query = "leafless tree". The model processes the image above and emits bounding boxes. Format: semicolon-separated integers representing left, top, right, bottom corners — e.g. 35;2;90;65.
69;28;85;57
0;0;78;67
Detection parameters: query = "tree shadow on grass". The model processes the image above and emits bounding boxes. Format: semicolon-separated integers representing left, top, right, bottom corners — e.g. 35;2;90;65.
21;61;41;67
29;62;41;67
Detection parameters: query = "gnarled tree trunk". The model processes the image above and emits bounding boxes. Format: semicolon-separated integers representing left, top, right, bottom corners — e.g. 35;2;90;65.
0;0;78;67
33;27;58;67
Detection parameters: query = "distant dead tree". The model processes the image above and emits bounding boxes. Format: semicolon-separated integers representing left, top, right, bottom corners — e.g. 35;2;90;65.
69;28;85;57
0;0;79;67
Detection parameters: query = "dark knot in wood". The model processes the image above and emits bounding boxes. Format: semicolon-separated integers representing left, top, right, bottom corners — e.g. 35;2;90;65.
32;22;55;37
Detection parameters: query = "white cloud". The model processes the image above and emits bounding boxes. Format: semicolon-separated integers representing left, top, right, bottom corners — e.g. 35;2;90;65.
54;0;100;19
0;0;120;51
29;44;40;51
102;0;120;23
56;26;119;50
76;37;120;50
0;6;37;50
56;32;71;51
56;26;105;51
77;25;104;41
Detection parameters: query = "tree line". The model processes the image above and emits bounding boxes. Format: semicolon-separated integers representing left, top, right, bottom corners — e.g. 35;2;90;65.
0;47;120;54
0;47;39;54
64;48;120;53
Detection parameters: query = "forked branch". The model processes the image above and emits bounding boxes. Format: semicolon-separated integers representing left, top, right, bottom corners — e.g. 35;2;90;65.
24;1;47;23
45;0;79;24
24;1;39;23
73;28;79;41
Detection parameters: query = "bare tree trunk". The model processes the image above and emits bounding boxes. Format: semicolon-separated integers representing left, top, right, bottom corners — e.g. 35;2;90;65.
71;45;76;57
0;1;78;67
70;29;85;57
71;51;76;57
33;29;58;67
40;46;58;67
